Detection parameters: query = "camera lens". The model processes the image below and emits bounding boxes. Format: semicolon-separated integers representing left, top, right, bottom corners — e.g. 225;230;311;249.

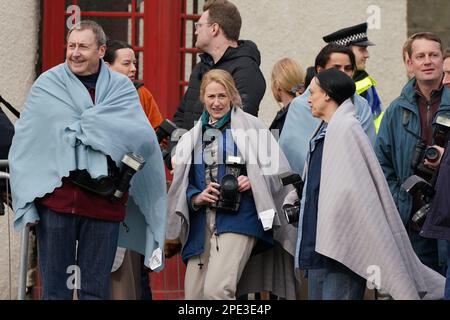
424;147;439;163
220;174;239;201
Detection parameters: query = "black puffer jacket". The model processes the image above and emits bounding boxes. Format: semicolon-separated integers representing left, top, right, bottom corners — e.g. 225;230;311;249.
173;40;266;130
0;108;13;160
0;107;14;189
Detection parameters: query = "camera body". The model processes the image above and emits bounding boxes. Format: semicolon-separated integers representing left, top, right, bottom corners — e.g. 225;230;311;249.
156;119;177;144
72;152;145;201
210;156;244;212
403;115;450;225
155;119;178;171
411;141;440;182
279;172;304;224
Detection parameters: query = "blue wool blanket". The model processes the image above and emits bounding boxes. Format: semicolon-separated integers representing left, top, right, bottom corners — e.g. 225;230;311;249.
9;61;167;270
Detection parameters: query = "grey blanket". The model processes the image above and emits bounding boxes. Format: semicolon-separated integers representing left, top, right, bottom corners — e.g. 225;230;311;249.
316;99;445;300
166;107;298;299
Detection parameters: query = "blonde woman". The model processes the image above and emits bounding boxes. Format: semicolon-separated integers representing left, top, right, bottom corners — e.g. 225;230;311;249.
166;69;296;300
269;58;305;136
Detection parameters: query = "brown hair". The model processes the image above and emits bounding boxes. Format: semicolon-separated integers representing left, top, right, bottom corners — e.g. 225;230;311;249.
444;47;450;60
406;32;442;58
402;37;413;62
271;58;306;102
203;0;241;41
200;69;242;107
67;20;106;47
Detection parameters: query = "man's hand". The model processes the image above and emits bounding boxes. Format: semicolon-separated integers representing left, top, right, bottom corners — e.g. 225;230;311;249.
164;239;182;258
237;175;251;192
192;182;221;207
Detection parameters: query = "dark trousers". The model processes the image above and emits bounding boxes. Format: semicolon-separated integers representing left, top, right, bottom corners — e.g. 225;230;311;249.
36;204;119;300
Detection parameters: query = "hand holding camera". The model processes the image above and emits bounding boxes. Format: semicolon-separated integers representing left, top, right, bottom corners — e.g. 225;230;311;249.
192;182;221;207
237;175;251;192
279;172;304;224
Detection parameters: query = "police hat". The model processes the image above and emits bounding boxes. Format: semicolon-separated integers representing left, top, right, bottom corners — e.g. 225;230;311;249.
323;22;375;47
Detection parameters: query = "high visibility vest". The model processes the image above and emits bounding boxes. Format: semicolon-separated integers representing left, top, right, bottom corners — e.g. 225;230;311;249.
355;75;384;133
373;111;384;134
355;75;377;96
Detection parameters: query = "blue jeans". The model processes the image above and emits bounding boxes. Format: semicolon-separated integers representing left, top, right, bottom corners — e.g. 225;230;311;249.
36;204;119;300
307;260;366;300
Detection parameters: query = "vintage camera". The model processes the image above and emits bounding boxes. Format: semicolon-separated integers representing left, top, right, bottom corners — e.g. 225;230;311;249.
210;156;244;212
279;171;304;224
72;152;145;201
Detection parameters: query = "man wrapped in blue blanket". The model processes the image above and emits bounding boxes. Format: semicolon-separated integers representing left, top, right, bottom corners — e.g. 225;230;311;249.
9;21;167;300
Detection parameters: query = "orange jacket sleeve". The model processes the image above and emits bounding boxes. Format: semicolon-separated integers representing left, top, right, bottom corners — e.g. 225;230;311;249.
137;86;164;129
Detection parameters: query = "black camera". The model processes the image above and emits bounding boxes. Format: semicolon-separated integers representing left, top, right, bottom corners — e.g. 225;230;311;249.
279;172;304;224
403;115;450;225
155;119;178;171
156;119;177;144
210;156;244;212
402;175;435;225
411;115;450;181
72;152;145;201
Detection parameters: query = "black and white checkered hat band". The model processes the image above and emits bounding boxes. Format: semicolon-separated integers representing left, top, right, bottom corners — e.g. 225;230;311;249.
332;32;367;46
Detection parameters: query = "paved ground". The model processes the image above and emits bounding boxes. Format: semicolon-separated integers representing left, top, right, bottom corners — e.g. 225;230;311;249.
0;206;20;300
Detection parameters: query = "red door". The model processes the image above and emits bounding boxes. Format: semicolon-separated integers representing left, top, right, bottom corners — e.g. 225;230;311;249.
40;0;203;300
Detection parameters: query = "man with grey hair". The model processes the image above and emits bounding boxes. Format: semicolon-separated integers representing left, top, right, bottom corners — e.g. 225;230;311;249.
9;20;167;299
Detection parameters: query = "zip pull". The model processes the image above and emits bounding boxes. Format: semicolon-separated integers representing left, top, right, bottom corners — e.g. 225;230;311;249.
214;227;219;252
198;256;204;270
122;222;130;233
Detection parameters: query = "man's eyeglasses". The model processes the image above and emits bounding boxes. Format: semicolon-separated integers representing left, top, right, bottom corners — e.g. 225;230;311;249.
194;22;212;30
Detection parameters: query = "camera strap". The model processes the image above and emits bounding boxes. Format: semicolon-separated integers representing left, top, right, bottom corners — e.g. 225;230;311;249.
402;109;411;127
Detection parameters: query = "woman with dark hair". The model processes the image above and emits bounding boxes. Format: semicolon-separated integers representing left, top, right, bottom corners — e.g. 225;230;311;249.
104;40;163;129
285;68;445;300
303;66;316;90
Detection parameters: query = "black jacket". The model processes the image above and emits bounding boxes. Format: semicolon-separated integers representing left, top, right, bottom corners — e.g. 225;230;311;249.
0;108;13;160
421;141;450;241
269;103;291;138
173;40;266;130
0;107;14;189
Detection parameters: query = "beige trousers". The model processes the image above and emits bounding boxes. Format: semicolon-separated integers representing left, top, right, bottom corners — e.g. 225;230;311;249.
184;211;257;300
110;250;142;300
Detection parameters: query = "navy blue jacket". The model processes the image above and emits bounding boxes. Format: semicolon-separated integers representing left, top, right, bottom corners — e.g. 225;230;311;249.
0;108;14;189
181;127;272;263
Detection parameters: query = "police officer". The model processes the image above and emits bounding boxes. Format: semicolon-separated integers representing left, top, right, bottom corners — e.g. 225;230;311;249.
323;22;384;133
